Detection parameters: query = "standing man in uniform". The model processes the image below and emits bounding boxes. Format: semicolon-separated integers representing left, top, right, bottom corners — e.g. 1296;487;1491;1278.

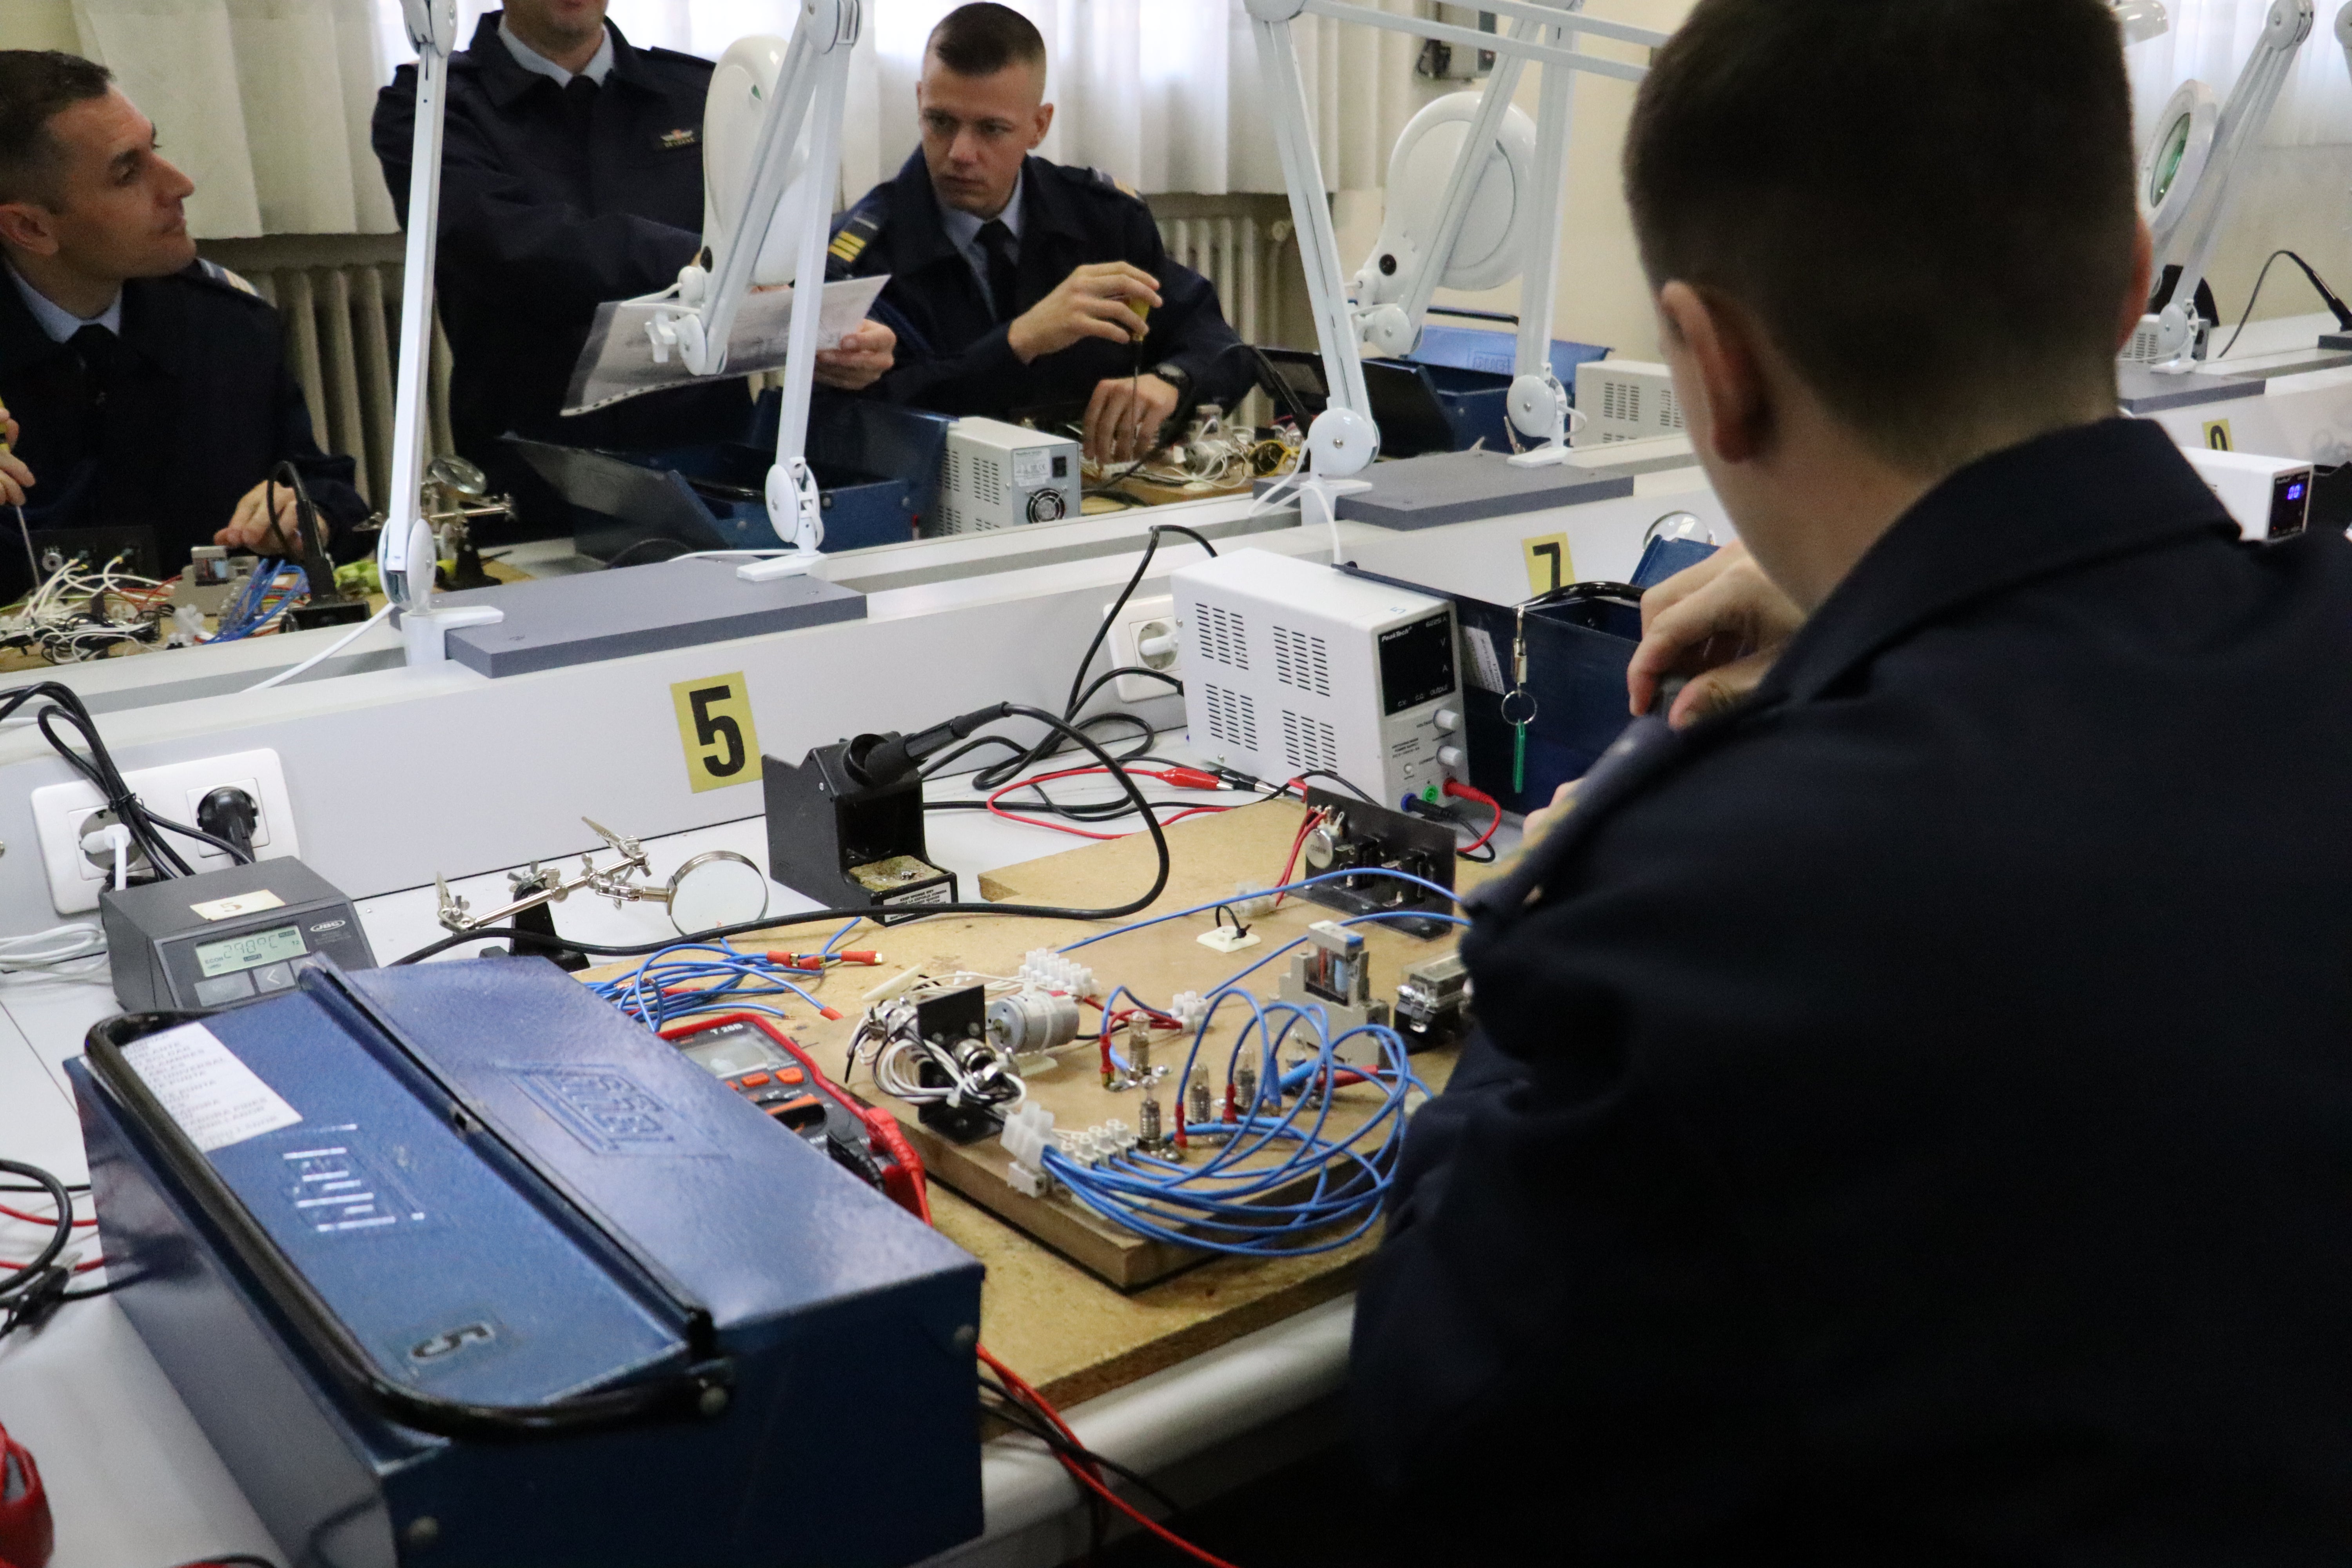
0;51;367;593
373;0;896;537
830;4;1253;466
1350;0;2352;1561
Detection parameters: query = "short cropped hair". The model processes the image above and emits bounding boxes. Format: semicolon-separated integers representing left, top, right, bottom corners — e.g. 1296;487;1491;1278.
0;51;113;207
1624;0;2139;474
926;4;1046;80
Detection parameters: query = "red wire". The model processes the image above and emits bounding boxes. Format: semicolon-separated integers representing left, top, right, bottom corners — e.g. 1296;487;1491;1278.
979;1347;1243;1568
1270;806;1321;909
1444;778;1503;855
983;765;1231;842
0;1202;94;1229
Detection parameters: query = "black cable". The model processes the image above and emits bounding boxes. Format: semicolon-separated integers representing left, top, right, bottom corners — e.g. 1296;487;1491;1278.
173;1557;281;1568
600;536;695;569
21;687;194;877
1066;523;1216;722
391;704;1174;966
0;1158;72;1298
1069;663;1181;715
142;808;256;867
978;1383;1185;1517
2219;249;2352;360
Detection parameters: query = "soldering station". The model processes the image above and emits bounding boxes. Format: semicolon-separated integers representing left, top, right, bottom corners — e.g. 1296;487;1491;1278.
0;0;2343;1564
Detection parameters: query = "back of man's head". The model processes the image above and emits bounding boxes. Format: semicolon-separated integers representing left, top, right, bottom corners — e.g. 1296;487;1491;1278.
0;51;113;209
926;3;1046;83
1624;0;2139;476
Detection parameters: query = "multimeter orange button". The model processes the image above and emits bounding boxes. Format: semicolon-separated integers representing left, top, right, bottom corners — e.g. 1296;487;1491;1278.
739;1072;771;1088
777;1068;805;1085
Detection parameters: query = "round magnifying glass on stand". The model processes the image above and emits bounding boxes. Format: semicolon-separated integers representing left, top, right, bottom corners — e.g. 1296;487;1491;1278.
643;850;774;937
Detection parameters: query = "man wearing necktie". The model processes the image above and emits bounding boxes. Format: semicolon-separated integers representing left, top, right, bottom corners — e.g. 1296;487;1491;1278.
827;5;1254;467
0;51;367;594
372;0;898;540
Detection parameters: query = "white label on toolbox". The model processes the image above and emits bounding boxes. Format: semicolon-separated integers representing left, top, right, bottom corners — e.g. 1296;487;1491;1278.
122;1022;302;1152
1463;627;1506;694
1011;447;1053;489
881;882;952;908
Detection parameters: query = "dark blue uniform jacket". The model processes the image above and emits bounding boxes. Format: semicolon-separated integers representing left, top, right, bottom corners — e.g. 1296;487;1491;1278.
373;14;754;530
831;150;1252;421
1353;418;2352;1563
0;258;365;586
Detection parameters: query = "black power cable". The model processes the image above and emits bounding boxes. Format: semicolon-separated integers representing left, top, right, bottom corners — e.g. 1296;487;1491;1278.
390;703;1174;967
2219;249;2352;360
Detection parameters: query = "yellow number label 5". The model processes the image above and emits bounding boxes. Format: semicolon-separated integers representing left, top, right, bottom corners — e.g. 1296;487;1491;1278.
671;674;763;792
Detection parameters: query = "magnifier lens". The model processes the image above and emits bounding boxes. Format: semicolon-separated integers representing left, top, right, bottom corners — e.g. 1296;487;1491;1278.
668;853;772;935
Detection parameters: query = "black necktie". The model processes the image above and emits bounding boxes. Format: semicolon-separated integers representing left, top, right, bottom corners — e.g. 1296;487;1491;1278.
71;323;120;410
563;74;599;130
976;219;1019;322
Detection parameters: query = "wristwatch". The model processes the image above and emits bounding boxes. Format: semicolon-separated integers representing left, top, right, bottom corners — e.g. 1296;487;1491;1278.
1151;361;1194;401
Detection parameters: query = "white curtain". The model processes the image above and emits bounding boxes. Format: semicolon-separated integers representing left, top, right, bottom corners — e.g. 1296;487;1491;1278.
68;0;395;236
372;0;1423;200
2127;0;2352;147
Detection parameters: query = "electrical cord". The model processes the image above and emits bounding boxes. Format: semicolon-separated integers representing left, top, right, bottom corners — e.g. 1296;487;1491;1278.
16;686;193;878
391;704;1176;966
2218;249;2352;360
0;1156;110;1347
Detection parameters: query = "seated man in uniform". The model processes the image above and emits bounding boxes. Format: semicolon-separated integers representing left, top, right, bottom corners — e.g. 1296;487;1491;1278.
1350;0;2352;1561
0;51;366;595
373;0;897;538
831;4;1253;466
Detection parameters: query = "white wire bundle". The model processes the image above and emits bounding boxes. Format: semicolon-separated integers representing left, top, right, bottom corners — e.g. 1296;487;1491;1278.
0;555;170;663
0;922;107;978
852;977;1031;1115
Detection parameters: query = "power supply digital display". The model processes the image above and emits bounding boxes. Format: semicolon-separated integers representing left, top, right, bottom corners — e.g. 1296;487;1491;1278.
1377;610;1457;715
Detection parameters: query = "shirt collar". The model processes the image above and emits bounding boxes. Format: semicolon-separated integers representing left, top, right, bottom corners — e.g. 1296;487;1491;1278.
1756;416;2239;708
498;13;613;87
5;260;121;342
938;169;1025;255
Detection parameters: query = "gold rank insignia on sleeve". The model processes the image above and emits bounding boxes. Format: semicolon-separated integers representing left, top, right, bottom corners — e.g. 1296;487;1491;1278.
828;230;867;264
658;127;699;149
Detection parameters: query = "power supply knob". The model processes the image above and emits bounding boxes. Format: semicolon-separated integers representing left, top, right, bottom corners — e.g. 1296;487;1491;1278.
1437;746;1464;771
1434;708;1461;733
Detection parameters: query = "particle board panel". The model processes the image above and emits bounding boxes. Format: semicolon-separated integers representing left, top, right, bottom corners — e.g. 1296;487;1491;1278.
582;799;1499;1402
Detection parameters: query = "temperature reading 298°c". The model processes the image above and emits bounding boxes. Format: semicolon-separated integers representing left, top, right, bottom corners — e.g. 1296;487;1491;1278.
194;923;307;980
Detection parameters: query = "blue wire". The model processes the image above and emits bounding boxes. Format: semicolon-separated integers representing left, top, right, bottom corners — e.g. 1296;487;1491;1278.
1056;866;1466;953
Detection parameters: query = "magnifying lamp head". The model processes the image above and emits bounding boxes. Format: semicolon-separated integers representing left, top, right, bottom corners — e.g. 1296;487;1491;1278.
702;35;820;288
376;512;437;611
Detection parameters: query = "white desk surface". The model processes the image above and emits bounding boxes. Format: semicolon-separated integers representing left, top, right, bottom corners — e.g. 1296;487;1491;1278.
0;755;1386;1568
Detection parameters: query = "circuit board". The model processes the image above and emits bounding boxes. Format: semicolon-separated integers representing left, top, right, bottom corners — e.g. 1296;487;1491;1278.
588;799;1482;1289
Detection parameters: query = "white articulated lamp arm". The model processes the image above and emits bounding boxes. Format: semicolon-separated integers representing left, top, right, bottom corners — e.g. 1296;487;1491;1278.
1256;0;1658;478
647;0;858;570
381;0;456;615
379;0;507;664
2338;3;2352;92
2149;0;2313;369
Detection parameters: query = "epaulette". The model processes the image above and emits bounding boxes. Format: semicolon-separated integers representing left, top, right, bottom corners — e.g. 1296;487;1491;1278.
1084;165;1142;201
826;188;890;280
188;258;265;302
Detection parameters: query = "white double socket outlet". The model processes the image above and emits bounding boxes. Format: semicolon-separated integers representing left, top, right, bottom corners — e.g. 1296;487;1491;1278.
31;748;301;914
1104;594;1181;704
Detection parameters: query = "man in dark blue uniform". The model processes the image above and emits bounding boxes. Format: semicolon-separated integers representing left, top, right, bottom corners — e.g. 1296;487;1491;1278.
1350;0;2352;1562
372;0;896;537
0;52;366;595
829;4;1251;466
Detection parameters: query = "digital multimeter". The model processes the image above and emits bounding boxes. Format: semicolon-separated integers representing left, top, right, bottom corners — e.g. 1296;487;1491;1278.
663;1012;928;1219
98;857;377;1012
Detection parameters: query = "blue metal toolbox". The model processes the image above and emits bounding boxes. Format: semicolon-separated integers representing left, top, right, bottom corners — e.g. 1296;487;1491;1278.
68;957;983;1568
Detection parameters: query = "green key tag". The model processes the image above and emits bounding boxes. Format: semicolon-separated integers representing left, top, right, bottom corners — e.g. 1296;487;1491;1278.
1512;723;1527;794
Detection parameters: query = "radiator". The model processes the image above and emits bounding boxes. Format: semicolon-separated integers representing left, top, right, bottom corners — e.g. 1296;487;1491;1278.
1156;207;1292;426
205;238;455;512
